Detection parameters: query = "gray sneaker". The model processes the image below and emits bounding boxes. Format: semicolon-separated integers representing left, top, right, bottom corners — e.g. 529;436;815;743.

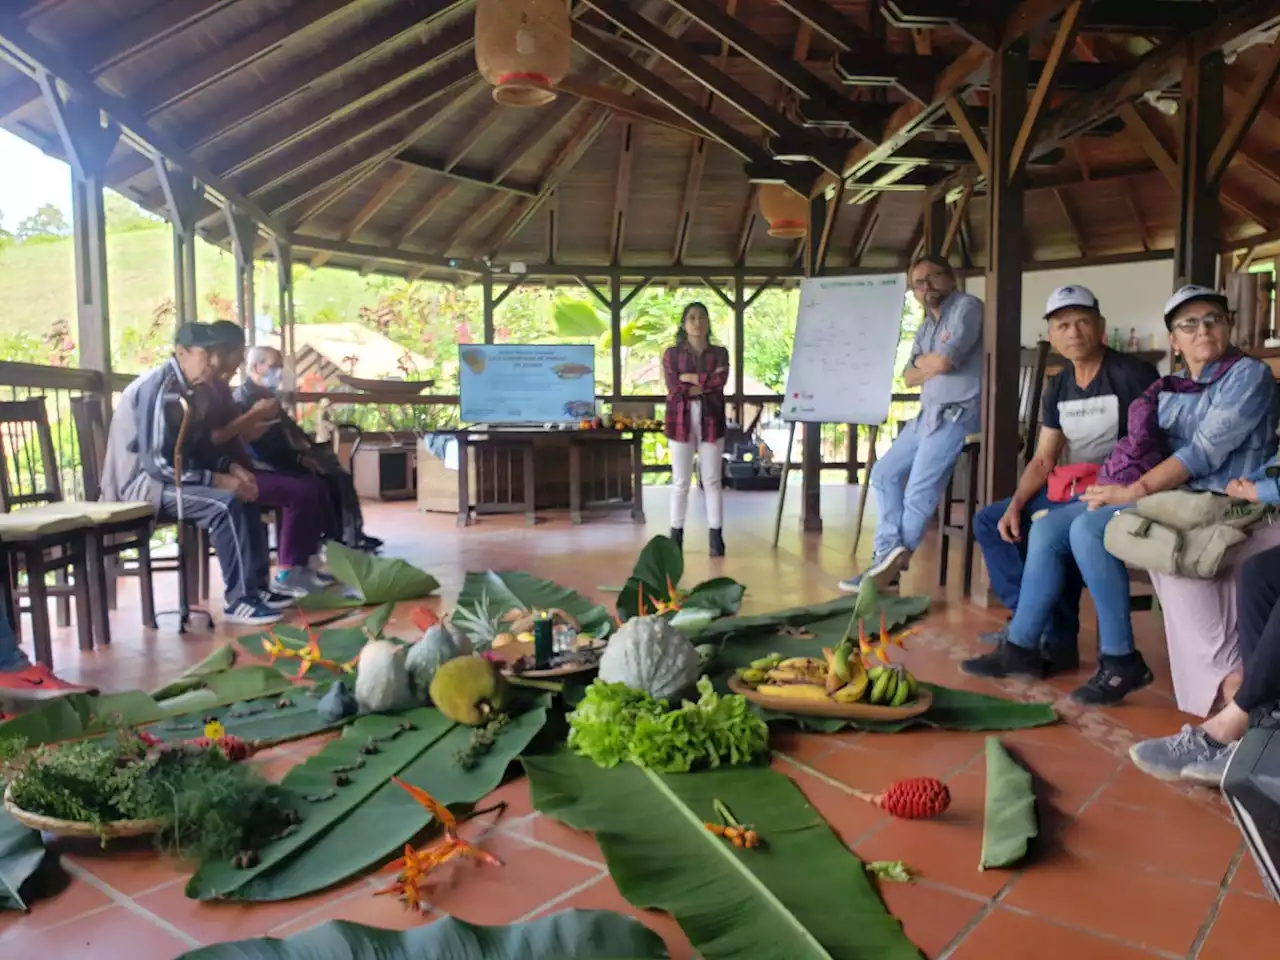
1128;725;1229;782
1182;739;1239;787
978;624;1009;645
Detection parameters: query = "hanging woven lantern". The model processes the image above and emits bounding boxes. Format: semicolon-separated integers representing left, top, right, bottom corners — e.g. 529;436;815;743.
475;0;571;108
758;184;808;239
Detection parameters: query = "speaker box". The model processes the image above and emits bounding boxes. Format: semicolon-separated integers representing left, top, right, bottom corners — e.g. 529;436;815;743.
1222;721;1280;902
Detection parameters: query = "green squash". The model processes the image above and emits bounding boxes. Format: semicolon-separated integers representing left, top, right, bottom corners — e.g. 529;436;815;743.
598;615;701;701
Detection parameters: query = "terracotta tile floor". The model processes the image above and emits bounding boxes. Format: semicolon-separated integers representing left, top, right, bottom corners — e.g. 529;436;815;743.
4;488;1278;958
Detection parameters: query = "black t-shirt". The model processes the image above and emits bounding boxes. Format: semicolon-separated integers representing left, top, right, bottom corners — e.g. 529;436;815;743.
1041;348;1159;465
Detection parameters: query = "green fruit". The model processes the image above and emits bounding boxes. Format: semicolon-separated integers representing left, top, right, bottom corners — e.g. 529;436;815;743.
428;655;509;726
889;673;910;707
867;665;886;680
869;671;892;705
904;671;918;697
750;653;784;670
833;644;852;683
738;667;768;684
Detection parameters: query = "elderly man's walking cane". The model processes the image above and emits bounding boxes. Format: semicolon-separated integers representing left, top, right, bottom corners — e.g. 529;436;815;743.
155;395;211;633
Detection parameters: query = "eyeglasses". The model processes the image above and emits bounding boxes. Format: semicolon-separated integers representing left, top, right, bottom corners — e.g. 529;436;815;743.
911;271;949;289
1171;312;1231;335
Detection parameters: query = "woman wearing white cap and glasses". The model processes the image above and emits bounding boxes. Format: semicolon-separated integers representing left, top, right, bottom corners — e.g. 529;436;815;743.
964;285;1279;707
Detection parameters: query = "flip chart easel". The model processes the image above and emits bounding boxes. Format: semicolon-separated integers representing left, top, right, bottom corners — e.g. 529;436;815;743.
770;274;907;549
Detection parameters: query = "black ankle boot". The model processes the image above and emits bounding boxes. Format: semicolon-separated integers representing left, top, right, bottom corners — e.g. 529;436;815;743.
709;528;725;558
670;527;684;550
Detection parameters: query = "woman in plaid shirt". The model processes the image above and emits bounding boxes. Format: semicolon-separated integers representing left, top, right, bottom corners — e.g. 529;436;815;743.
663;302;730;556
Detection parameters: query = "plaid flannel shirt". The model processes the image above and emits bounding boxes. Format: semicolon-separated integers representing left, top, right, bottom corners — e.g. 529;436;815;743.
663;343;730;443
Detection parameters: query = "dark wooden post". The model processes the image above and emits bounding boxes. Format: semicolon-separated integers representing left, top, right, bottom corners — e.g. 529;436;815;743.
800;193;829;533
41;76;119;387
271;239;295;357
155;159;202;326
732;276;745;425
1174;52;1224;288
981;39;1030;504
922;194;947;258
482;274;495;344
610;275;623;399
225;208;258;344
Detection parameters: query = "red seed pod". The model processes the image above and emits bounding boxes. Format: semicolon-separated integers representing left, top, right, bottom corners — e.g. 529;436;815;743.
876;778;951;820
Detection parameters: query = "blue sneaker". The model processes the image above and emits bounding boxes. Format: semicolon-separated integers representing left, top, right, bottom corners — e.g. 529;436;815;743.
273;569;323;598
223;597;283;626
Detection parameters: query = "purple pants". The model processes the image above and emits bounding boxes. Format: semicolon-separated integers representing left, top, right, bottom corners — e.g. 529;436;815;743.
252;470;332;567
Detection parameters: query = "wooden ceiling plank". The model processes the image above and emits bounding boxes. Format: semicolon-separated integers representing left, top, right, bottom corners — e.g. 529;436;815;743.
1002;0;1080;47
448;192;514;259
610;121;635;265
0;10;288;236
1123;179;1151;251
1118;102;1178;187
310;162;417;266
1239;144;1280;189
849;195;882;265
1208;41;1280;183
1008;1;1082;177
1053;186;1088;256
491;99;584;185
294;233;485;274
733;184;759;266
673;136;710;264
443;104;507;172
546;189;559;263
396;151;537;197
386;181;459;249
771;0;861;50
554;77;705;139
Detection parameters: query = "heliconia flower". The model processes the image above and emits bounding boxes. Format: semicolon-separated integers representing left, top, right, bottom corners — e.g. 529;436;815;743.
410;607;439;632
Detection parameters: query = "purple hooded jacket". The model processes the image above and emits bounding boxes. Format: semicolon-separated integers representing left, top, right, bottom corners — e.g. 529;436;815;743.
1097;350;1244;487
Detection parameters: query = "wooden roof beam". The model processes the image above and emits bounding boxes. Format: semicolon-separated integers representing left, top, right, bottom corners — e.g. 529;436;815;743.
660;0;884;138
1053;186;1089;256
673;135;709;265
848;196;882;266
491;99;585;185
940;183;972;257
1208;40;1280;184
382;183;458;251
944;95;989;177
575;6;844;173
1008;1;1083;175
0;11;289;237
609;122;635;265
1123;180;1152;251
292;234;487;275
395;151;539;197
309;164;417;268
554;77;706;139
445;192;513;260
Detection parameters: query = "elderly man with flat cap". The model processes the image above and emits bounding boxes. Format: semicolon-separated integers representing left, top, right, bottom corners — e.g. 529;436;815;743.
100;322;287;626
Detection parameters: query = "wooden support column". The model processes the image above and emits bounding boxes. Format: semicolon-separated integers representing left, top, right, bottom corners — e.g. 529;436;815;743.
271;239;295;360
981;39;1030;504
610;275;623;399
732;276;745;425
482;273;495;344
1175;52;1225;288
800;192;828;533
155;158;202;325
225;208;258;343
41;75;119;384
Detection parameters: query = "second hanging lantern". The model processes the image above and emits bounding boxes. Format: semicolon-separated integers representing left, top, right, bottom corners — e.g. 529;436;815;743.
475;0;572;107
757;184;809;239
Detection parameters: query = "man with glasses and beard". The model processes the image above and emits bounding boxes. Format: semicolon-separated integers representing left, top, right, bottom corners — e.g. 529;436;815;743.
839;255;984;593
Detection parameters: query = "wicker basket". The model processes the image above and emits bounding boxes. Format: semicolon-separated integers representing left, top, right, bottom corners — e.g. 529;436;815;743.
3;783;163;839
475;0;571;107
758;183;809;239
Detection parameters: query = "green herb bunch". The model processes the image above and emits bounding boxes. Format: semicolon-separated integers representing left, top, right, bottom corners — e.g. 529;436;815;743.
453;713;510;771
567;677;769;774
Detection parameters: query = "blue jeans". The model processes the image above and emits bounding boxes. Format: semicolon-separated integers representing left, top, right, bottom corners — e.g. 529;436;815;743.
871;412;976;559
1007;501;1135;657
973;488;1083;645
0;586;27;672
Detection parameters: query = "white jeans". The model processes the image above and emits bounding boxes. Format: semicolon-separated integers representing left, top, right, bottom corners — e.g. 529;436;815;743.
670;401;725;529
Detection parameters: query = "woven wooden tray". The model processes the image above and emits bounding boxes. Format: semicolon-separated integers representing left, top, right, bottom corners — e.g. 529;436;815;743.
491;639;605;679
727;675;933;721
3;784;163;839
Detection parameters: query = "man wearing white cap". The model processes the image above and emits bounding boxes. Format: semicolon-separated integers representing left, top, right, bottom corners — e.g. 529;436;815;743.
971;286;1158;672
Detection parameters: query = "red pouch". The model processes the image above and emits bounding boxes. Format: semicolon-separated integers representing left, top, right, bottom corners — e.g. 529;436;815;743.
1046;462;1100;503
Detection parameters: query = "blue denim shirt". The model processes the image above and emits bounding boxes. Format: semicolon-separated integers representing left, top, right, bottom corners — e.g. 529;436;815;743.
909;290;983;430
1157;355;1279;493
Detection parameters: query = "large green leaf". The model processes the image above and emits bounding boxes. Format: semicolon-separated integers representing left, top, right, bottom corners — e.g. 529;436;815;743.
226;696;551;901
554;299;609;338
980;737;1038;870
525;749;921;960
682;576;746;617
757;684;1058;734
300;543;439;609
617;537;744;621
154;666;297;716
0;808;47;911
188;708;454;899
0;691;166;746
177;911;669;959
144;688;348;749
456;571;615;640
150;644;238;701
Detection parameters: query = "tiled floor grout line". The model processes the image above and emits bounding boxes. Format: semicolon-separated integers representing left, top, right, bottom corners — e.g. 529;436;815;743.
994;901;1184;959
1185;848;1244;960
510;871;609;925
263;880;385;937
495;821;609;869
0;902;116;944
60;859;201;949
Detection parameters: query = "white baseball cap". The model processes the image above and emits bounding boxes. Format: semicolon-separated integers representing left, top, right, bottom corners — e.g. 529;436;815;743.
1044;284;1100;318
1163;284;1229;324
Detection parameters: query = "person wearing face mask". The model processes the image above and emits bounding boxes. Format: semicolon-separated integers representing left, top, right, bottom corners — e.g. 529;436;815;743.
971;287;1158;672
838;255;984;593
963;285;1279;706
99;322;283;626
235;346;381;554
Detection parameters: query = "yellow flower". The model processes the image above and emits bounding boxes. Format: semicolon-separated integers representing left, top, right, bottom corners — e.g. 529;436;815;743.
204;720;226;741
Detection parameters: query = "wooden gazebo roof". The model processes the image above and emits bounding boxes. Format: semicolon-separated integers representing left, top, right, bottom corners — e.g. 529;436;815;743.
2;0;1280;282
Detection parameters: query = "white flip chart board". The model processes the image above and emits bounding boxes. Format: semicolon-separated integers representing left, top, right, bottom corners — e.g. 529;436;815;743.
780;274;906;425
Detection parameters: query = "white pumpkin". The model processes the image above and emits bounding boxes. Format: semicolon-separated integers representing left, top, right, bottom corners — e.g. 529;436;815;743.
598;615;701;701
354;640;416;713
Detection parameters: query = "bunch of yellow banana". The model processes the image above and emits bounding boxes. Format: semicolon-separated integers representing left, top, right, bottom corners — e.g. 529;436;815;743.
735;645;919;707
866;664;919;707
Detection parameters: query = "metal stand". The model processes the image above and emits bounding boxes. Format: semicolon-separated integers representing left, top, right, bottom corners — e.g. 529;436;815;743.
153;395;212;633
770;421;797;549
851;424;880;556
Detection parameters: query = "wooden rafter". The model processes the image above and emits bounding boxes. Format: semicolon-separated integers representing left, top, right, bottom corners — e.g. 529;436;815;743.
940;184;972;257
449;192;514;259
1002;0;1082;47
294;234;485;275
848;196;881;266
395;151;537;197
310;164;416;268
555;77;706;140
546;188;560;263
492;100;585;185
442;105;507;172
771;0;863;51
609;122;635;265
673;137;709;264
1123;180;1151;251
1008;1;1082;177
944;95;988;178
1208;42;1280;184
360;181;458;273
1053;187;1088;256
733;185;760;266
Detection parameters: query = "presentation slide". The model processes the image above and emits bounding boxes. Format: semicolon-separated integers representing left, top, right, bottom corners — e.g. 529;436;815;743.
459;344;597;424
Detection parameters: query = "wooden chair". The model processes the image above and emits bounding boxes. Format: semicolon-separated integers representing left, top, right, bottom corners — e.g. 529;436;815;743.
0;399;95;665
938;340;1052;596
68;396;160;638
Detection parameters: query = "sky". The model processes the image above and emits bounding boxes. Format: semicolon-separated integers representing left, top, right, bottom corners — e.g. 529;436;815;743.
0;128;71;229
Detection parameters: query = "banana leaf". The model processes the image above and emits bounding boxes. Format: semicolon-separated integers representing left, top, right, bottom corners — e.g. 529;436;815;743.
456;571;615;640
702;594;932;646
756;684;1058;734
223;695;551;901
0;691;166;746
236;605;396;679
177;911;670;959
617;536;745;621
525;748;922;960
154;666;298;716
0;808;47;911
144;688;348;748
150;644;238;700
979;737;1038;870
299;542;439;609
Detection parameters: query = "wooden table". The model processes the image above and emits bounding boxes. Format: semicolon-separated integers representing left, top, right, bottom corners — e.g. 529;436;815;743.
446;428;651;527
